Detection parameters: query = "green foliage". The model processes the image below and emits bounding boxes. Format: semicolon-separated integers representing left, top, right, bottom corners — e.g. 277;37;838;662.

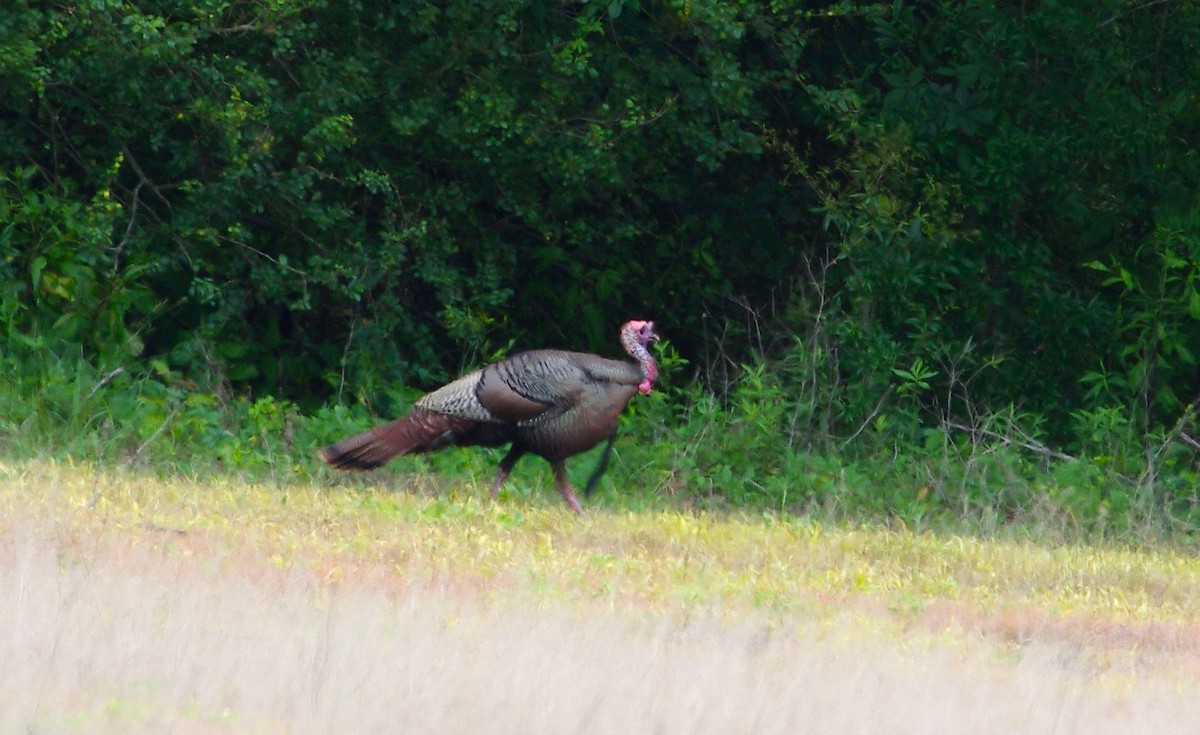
810;0;1200;438
0;0;847;402
2;0;1200;533
1085;211;1200;428
1;331;1197;543
0;165;151;362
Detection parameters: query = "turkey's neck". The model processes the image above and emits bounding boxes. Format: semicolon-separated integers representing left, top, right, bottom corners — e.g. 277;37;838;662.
636;348;658;395
622;331;658;396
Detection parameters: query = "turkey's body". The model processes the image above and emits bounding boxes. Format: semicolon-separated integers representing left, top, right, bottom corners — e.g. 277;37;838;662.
318;321;659;514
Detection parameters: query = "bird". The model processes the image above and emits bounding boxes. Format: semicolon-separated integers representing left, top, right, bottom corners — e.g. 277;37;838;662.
318;319;659;514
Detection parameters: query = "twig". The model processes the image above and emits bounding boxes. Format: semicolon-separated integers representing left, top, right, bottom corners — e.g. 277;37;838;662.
1178;432;1200;451
1134;403;1199;495
838;386;894;453
221;233;309;277
1097;0;1169;28
86;367;126;400
209;23;260;35
943;420;1077;463
337;321;355;403
110;181;140;273
125;403;183;467
121;145;172;208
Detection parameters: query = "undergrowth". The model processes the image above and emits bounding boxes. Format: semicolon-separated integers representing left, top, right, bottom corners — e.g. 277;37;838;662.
2;337;1198;547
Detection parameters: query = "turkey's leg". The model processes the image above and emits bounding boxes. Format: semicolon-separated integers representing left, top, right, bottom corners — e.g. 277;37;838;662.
490;446;525;499
552;462;585;516
584;431;618;497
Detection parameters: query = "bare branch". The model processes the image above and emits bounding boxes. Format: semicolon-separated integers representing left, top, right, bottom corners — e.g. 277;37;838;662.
121;145;172;208
126;402;183;468
1097;0;1170;28
110;182;140;273
838;386;894;453
209;24;261;36
86;367;126;400
1178;432;1200;452
942;420;1077;463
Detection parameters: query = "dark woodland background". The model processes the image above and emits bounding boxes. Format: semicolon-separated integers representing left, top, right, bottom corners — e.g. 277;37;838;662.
3;0;1199;529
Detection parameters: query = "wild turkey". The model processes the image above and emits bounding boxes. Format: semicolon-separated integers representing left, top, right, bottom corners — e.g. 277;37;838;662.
318;320;659;514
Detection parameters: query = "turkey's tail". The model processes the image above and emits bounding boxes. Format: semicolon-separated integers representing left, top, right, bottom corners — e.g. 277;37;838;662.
318;408;490;470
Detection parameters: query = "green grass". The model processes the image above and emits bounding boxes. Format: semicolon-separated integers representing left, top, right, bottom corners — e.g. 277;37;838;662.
9;458;1198;634
5;458;1200;733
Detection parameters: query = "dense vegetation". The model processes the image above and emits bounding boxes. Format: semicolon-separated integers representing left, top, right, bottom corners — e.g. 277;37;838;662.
2;0;1199;536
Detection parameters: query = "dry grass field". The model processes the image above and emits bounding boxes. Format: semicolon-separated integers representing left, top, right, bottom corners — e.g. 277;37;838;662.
3;460;1199;733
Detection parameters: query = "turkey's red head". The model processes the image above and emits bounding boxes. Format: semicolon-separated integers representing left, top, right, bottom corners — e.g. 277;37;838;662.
627;320;657;346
